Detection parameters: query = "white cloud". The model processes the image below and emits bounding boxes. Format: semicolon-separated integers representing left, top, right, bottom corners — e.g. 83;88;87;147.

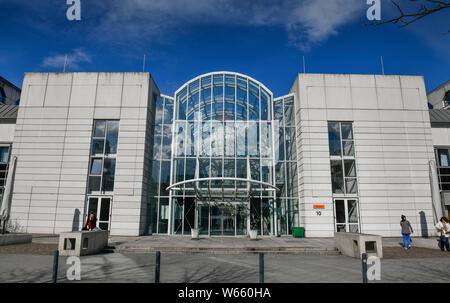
4;0;366;50
90;0;365;50
42;48;92;70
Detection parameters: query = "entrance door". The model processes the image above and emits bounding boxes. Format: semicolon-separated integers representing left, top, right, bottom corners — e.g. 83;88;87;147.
196;203;247;236
87;197;112;231
222;207;235;236
210;206;222;236
334;199;359;233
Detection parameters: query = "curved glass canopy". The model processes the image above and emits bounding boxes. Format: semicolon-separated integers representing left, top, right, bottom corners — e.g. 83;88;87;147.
175;72;273;122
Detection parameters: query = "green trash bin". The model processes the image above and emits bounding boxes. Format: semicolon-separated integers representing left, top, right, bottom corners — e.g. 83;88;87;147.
292;227;305;238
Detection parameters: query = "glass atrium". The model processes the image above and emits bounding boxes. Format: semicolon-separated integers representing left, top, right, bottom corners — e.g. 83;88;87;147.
148;72;298;236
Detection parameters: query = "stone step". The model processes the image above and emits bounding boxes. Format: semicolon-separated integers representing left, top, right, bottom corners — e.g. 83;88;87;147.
109;246;340;255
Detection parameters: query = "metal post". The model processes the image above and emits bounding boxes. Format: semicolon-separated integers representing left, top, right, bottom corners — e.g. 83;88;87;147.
52;250;59;283
259;252;264;283
155;251;161;283
361;253;368;284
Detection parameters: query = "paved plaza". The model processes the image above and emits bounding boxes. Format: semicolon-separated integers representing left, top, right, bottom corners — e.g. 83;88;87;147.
0;235;449;283
0;251;449;283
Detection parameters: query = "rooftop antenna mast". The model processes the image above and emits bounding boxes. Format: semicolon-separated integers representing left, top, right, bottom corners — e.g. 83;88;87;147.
380;56;385;75
63;55;68;73
143;54;146;73
302;56;306;73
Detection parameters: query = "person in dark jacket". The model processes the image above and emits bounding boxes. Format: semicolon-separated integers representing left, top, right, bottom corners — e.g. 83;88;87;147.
83;212;97;231
400;215;413;249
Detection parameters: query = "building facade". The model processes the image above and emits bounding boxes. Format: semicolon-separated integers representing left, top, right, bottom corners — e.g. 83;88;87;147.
0;76;21;106
1;72;448;237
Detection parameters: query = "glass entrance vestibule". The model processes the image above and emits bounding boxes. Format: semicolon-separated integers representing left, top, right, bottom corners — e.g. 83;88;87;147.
197;203;248;236
169;197;279;236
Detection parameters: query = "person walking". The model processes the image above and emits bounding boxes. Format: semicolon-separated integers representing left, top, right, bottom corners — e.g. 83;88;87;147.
400;215;413;250
435;217;450;252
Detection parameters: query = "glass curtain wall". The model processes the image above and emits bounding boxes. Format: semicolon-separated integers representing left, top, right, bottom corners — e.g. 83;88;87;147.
274;95;299;235
149;95;174;234
171;73;276;236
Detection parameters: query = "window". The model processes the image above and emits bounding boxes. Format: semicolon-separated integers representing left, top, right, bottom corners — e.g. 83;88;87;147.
334;199;359;233
328;122;358;195
87;120;119;193
445;91;450;102
435;148;450;191
439;149;449;167
0;145;10;204
0;88;5;104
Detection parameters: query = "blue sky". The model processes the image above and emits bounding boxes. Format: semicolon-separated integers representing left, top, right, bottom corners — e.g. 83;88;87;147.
0;0;448;97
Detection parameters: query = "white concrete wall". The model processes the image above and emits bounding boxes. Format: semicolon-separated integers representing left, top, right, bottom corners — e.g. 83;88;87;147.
291;74;436;237
9;72;158;236
0;124;15;142
431;128;450;146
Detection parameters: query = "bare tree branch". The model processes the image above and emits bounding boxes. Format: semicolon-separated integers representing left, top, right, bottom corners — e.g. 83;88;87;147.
366;0;449;32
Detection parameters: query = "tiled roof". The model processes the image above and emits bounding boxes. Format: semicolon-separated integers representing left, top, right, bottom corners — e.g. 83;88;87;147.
429;109;450;127
0;104;18;122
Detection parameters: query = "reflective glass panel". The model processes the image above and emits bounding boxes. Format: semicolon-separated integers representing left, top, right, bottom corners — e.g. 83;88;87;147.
91;139;104;155
160;161;171;196
331;160;344;194
236;87;247;121
343;141;354;156
248;84;259;120
105;121;119;154
348;200;358;223
274;100;283;123
341;123;353;140
260;90;269;120
163;99;174;124
211;123;223;157
88;176;101;192
248;122;259;157
236;122;247;157
155;96;164;124
250;159;260;181
185;159;196;181
174;158;184;184
284;98;294;126
90;158;102;175
224;122;235;157
177;88;187;120
0;147;9;162
344;160;356;177
102;158;116;191
328;122;341;156
175;122;186;157
345;178;358;194
150;161;160;196
94;121;106;137
162;126;172;159
201;122;210;156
